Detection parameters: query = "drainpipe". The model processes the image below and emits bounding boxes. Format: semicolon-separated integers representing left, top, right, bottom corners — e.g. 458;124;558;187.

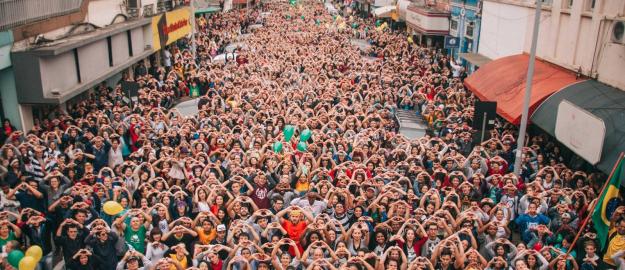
589;17;606;79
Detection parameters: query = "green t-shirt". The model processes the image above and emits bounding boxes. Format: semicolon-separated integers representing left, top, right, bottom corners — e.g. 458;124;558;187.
124;225;146;254
0;231;15;249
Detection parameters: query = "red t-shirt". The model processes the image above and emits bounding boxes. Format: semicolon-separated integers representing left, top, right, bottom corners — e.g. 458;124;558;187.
211;260;223;270
282;220;307;253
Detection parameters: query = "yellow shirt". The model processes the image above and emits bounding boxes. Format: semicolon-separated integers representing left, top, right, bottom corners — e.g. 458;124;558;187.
169;254;188;270
195;227;216;245
295;181;309;193
604;233;625;266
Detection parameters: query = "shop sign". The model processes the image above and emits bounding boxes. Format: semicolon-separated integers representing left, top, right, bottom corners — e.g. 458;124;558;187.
152;7;192;51
444;36;459;48
406;7;449;35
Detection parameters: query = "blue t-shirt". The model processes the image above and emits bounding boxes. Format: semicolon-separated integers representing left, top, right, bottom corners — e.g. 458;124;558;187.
515;213;550;242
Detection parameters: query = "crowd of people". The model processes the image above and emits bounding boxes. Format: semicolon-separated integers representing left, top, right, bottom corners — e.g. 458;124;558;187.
0;0;624;270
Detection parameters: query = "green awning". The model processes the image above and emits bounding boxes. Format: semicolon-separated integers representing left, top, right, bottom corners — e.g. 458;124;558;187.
195;6;221;14
531;80;625;174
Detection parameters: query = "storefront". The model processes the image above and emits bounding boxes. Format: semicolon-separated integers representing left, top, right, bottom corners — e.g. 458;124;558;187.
9;7;192;130
405;4;449;48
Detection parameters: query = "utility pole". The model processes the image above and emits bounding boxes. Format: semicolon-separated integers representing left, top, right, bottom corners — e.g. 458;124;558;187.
513;0;542;176
190;0;197;62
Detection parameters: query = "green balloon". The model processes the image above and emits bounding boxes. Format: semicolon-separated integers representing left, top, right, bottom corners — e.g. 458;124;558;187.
297;141;308;152
8;250;24;268
284;125;296;142
273;142;283;153
300;129;312;142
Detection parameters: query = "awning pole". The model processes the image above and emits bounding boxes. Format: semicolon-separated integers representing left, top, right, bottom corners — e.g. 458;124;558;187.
513;0;541;176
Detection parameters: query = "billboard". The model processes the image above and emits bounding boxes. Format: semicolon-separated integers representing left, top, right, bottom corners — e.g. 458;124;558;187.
152;7;192;51
555;100;605;165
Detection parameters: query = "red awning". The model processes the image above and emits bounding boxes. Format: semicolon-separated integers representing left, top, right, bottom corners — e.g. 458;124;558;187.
233;0;248;4
464;54;583;125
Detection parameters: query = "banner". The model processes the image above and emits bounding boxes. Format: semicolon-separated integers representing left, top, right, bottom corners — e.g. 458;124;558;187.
152;7;192;51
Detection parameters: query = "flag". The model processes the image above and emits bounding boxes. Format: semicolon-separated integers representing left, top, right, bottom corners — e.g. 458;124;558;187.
592;156;624;250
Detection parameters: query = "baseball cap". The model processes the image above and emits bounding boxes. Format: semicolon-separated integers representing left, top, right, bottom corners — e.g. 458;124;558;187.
217;224;226;232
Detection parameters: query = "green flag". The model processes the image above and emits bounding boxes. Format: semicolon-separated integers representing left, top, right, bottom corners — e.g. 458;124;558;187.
592;156;624;249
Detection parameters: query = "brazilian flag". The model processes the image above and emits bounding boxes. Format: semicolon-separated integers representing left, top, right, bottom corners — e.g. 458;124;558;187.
592;157;624;250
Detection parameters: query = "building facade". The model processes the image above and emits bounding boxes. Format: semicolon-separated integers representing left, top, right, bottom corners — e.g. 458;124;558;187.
0;0;191;131
478;0;625;90
405;4;451;47
450;0;483;71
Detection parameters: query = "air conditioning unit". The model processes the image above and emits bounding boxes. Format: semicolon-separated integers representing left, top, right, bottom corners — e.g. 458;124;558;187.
127;0;140;8
611;20;625;44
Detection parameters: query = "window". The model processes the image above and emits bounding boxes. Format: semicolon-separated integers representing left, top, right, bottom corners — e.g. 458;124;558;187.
563;0;573;8
465;21;474;38
450;17;459;36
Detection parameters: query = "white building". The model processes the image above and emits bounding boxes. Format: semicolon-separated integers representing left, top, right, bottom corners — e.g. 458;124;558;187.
478;0;625;90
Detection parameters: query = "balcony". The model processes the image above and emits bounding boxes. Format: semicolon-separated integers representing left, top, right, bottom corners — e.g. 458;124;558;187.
0;0;83;31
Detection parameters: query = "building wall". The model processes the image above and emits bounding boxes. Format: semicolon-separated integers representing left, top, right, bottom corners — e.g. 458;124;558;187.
479;0;625;90
39;51;78;96
597;43;625;89
86;0;161;27
78;39;110;83
477;1;533;59
112;32;131;65
0;68;22;129
86;0;126;27
11;0;91;42
450;0;480;60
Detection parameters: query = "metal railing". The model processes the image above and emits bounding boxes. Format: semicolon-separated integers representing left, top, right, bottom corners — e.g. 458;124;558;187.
0;0;83;31
143;3;155;16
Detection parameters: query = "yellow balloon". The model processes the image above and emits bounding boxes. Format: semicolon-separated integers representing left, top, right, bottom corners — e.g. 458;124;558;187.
103;201;123;215
25;246;42;262
19;256;37;270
